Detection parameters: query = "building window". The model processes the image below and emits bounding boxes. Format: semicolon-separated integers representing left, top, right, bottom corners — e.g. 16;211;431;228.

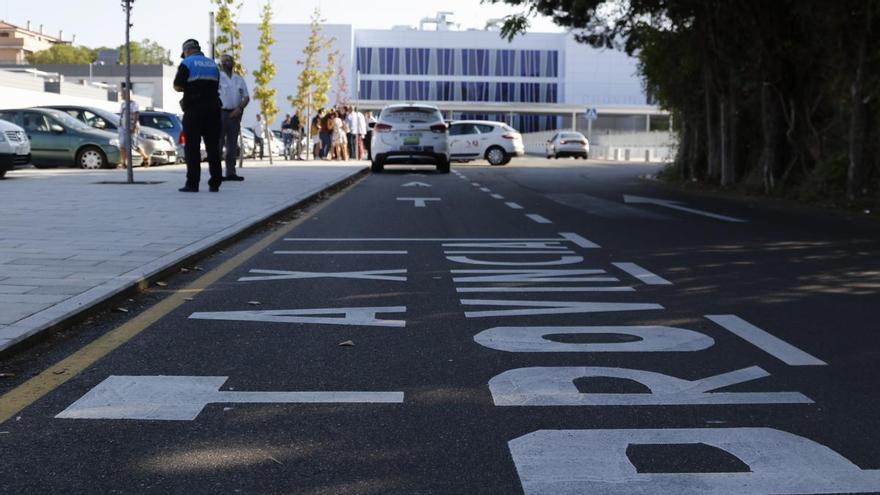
436;48;455;76
404;48;430;75
462;49;489;76
378;47;400;75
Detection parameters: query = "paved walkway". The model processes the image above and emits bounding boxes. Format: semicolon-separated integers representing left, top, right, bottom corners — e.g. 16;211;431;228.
0;160;366;351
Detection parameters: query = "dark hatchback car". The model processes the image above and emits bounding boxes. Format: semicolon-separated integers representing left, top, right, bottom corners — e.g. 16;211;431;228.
0;108;136;169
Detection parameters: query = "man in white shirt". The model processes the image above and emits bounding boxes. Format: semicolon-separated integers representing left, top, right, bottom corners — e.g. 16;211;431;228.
345;106;358;161
218;53;249;181
253;113;265;160
118;84;149;168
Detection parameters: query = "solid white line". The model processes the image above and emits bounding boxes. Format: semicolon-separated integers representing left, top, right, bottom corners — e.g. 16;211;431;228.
444;250;574;254
526;214;553;224
490;194;504;200
274;250;409;255
284;237;567;242
612;262;673;285
456;287;635;293
505;202;524;210
559;232;601;249
705;315;827;366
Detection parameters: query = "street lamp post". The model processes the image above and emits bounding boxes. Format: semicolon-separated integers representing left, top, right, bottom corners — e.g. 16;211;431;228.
122;0;134;184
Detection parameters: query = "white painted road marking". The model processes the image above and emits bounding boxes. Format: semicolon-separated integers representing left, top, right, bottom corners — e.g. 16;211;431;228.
56;376;404;421
444;250;574;255
612;262;673;285
624;194;747;223
460;299;663;318
285;237;570;242
473;325;715;353
505;202;524;209
274;250;408;255
472;182;481;187
401;181;431;187
239;269;407;282
489;366;812;406
706;314;827;366
397;197;441;208
446;255;584;267
480;187;491;192
526;214;553;224
190;306;407;327
458;286;635;293
559;232;601;248
509;428;880;494
453;269;614;283
491;194;504;200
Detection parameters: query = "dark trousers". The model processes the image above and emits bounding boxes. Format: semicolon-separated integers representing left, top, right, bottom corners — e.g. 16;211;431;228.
347;132;357;159
254;136;264;160
365;131;373;159
183;104;222;190
319;132;331;158
220;110;241;176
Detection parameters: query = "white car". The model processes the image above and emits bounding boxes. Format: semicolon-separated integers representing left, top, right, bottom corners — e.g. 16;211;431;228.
0;119;30;178
448;120;524;166
371;103;450;173
546;131;590;159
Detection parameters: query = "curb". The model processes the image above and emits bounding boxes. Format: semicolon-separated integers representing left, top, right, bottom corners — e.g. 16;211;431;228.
0;166;369;356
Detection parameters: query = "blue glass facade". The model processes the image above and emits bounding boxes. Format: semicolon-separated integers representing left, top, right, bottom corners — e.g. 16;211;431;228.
357;47;558;78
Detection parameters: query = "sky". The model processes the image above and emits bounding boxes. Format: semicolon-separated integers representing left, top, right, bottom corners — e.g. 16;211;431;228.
0;0;563;54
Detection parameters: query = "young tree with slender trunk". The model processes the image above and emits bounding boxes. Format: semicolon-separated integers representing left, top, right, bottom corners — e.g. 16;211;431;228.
289;9;336;158
213;0;244;75
253;1;278;164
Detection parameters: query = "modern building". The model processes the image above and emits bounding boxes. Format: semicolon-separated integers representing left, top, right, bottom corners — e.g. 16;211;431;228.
0;21;70;65
239;12;665;134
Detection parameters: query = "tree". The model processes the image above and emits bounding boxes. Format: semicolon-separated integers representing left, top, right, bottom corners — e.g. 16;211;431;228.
487;0;880;204
335;54;350;108
116;39;171;65
289;9;336;123
214;0;244;75
253;1;278;164
26;44;96;64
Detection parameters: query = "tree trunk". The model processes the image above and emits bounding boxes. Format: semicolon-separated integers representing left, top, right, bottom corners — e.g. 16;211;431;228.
704;65;721;182
722;76;738;186
760;81;780;193
847;21;869;201
719;96;730;186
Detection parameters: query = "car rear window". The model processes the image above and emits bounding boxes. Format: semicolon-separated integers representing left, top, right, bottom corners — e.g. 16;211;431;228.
381;107;442;124
561;133;585;139
141;115;177;129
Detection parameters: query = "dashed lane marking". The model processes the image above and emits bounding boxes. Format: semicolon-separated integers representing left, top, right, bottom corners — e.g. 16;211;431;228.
505;202;524;210
526;214;553;224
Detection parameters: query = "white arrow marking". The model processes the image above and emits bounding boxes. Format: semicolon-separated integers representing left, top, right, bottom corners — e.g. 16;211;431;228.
56;376;403;421
190;306;406;327
239;268;407;282
397;197;441;208
624;195;747;222
401;181;431;188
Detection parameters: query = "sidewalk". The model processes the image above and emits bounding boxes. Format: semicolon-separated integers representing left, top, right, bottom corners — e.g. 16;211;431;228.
0;160;366;352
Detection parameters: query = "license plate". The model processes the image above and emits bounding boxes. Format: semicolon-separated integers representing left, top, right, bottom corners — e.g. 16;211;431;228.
400;145;423;152
402;132;421;145
15;145;28;155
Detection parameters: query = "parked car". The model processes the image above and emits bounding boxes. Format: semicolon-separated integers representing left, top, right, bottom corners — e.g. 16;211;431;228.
448;120;524;166
46;105;178;165
546;131;590;159
240;127;256;159
0;108;141;169
371;103;450;173
138;111;205;162
0;119;30;178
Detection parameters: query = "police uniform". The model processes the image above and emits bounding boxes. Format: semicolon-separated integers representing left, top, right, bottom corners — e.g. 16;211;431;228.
174;44;223;192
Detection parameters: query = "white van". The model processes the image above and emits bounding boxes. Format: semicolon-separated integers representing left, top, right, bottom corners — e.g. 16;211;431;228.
0;119;30;178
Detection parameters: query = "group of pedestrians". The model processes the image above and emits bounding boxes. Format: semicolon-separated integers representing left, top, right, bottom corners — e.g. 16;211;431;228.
310;106;376;161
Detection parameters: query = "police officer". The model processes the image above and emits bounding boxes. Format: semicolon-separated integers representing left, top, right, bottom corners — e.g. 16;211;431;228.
174;39;223;192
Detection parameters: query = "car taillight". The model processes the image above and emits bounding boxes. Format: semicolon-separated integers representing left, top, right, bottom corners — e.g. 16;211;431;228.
502;133;519;140
178;131;185;145
430;123;448;133
375;123;392;133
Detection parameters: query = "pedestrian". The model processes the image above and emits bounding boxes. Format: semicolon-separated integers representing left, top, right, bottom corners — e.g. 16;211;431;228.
281;113;294;160
332;110;348;161
291;112;302;159
311;109;323;160
218;53;248;181
355;107;366;160
253;113;265;160
345;105;357;160
173;39;222;192
117;83;150;168
364;111;377;160
320;111;333;159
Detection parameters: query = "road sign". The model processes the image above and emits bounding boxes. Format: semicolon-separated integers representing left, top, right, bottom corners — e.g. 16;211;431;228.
585;107;599;121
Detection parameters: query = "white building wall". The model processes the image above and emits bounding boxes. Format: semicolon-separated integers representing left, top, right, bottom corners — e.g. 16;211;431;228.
238;23;353;130
562;36;645;106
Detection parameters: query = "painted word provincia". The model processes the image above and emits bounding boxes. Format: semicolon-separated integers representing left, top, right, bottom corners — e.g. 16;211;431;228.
54;175;880;494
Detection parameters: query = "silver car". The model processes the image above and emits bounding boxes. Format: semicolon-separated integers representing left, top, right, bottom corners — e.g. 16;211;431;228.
546;131;590;159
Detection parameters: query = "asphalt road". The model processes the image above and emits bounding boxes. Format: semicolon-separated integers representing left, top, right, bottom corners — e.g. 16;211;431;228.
1;157;880;494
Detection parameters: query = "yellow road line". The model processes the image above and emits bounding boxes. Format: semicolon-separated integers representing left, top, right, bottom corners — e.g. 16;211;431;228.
0;177;361;424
